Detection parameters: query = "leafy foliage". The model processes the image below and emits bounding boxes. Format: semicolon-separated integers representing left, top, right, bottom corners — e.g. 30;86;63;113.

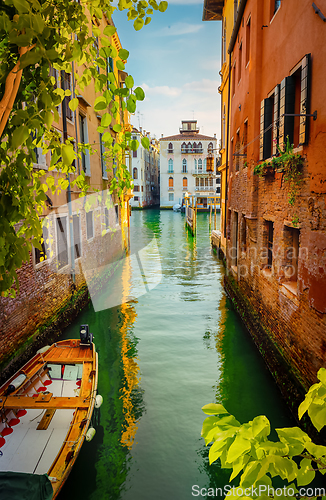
254;137;304;207
202;368;326;500
0;0;168;296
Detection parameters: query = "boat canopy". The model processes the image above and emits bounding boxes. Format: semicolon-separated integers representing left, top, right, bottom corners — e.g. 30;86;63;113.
0;472;53;500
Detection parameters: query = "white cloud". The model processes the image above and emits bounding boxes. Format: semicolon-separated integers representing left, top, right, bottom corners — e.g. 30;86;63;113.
155;22;203;36
142;83;182;97
183;79;219;94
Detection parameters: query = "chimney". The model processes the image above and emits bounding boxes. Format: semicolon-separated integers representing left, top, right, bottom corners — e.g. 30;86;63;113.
214;133;216;138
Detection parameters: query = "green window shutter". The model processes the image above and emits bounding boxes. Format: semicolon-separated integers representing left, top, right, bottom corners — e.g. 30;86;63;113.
279;76;295;151
299;53;311;145
272;84;280;156
259;98;273;161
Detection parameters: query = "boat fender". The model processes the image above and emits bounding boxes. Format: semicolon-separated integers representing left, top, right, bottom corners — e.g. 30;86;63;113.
95;395;103;409
85;427;96;442
7;374;27;394
37;345;51;355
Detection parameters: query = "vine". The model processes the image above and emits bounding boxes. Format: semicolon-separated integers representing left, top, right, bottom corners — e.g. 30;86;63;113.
0;0;168;296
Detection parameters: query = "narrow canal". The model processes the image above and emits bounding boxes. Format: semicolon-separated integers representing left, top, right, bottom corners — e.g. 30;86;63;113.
59;209;293;500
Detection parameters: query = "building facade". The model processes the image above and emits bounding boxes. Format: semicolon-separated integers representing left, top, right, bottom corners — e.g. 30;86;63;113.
130;128;160;208
0;18;133;376
160;120;218;209
206;0;326;405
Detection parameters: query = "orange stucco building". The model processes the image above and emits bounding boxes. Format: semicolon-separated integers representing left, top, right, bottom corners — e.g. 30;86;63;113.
207;0;326;407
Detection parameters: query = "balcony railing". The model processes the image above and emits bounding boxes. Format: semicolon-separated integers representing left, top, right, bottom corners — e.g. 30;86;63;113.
192;170;216;176
181;149;203;154
195;186;215;191
167;170;174;173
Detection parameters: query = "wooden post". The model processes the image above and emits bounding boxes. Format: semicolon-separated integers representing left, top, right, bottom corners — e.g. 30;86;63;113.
214;197;217;231
209;201;212;226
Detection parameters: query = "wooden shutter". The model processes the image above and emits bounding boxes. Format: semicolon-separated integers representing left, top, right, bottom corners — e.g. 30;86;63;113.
57;217;68;269
272;85;280;156
73;215;81;258
279;76;295;151
299;53;311;145
259;98;273;160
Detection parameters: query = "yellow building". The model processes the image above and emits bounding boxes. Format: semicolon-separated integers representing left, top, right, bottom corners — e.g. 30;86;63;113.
0;17;133;372
203;0;236;257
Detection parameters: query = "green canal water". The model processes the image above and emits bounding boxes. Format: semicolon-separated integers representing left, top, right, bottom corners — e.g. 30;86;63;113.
59;209;293;500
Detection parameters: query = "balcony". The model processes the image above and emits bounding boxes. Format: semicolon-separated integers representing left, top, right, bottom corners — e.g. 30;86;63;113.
181;149;203;154
167;170;174;174
167;149;174;154
168;187;174;191
195;186;215;192
192;170;216;177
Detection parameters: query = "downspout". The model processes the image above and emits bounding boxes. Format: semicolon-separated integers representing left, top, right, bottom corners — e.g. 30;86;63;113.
61;70;75;284
224;51;231;239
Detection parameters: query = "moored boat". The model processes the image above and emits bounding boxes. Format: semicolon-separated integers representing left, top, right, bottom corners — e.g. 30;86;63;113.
0;326;99;499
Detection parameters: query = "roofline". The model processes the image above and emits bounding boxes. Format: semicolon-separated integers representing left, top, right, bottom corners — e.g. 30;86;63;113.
202;0;224;21
228;0;247;54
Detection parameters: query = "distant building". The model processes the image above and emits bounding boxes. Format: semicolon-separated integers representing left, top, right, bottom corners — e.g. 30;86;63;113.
130;128;160;208
160;120;218;209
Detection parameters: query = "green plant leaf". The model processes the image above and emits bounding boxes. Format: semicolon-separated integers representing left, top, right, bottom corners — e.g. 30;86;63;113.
227;435;251;463
125;75;134;89
201;403;229;416
141;136;150;149
12;0;30;13
119;48;129;60
12;125;29;149
297;458;315;486
103;25;117;37
62;144;76;166
94;96;107;111
134;17;144;30
317;368;326;386
68;97;79;112
134;86;145;101
101;113;112;128
158;1;168;12
113;123;122;133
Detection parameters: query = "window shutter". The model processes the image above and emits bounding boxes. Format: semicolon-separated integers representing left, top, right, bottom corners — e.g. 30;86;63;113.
279;76;295;150
299;53;311;145
272;84;280;156
259;98;273;161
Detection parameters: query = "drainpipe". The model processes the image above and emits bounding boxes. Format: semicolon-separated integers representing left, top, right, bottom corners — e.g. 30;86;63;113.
224;52;231;239
61;70;75;284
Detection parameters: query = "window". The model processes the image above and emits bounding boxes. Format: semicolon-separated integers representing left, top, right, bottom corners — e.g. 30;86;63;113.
34;224;49;265
263;220;274;268
235;130;240;171
246;17;251;65
134;196;139;201
273;0;281;17
167;142;173;153
208;142;213;153
240;214;247;253
168;176;174;189
243;120;248;164
133;149;137;158
79;113;91;175
198;159;202;171
259;95;274;161
133;167;138;179
103;208;110;231
204;158;207;172
107;57;114;89
222;105;226;149
99;133;107;179
238;42;242;83
187;142;192;153
134;185;139;192
62;72;73;121
232;211;238;266
169;193;174;201
56;216;68;269
194;159;197;171
232;63;236;96
73;214;82;258
182;159;187;173
198;142;203;153
168;159;173;173
181;142;186;153
283;226;300;283
183;177;188;189
86;211;94;240
115;205;119;225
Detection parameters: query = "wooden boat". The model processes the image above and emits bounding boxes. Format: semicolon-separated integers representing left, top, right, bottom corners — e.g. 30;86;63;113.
0;329;98;499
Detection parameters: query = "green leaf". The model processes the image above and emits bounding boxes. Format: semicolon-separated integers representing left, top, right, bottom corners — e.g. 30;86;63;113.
116;60;125;70
134;86;145;101
145;17;151;25
69;97;79;112
134;17;144;31
19;49;43;70
31;13;44;33
227;434;251;463
94;96;107;111
102;131;113;143
305;441;326;458
103;25;116;37
317;367;326;386
208;437;231;465
126;99;136;113
201;403;229;416
252;415;270;439
125;75;134;89
113;123;122;133
62;144;76;166
43;111;53;129
158;1;168;12
297;458;315;486
101;113;112;128
308;404;326;432
119;48;129;60
141;136;150;149
12;0;30;13
12;125;29;149
130;140;139;151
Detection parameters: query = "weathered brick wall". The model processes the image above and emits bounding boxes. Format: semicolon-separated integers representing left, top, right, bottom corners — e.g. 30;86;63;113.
226;157;326;398
0;206;124;379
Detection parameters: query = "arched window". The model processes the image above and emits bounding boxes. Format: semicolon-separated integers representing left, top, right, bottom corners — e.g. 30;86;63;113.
133;167;138;179
204;158;207;172
198;159;202;171
193;142;197;153
168;176;174;188
198;142;203;153
181;142;186;153
208;142;213;153
168;158;173;173
168;142;173;153
187;142;192;153
194;158;197;171
182;158;187;173
183;177;188;189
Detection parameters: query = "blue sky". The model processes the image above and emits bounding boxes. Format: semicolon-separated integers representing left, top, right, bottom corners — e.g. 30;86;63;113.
113;1;222;140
